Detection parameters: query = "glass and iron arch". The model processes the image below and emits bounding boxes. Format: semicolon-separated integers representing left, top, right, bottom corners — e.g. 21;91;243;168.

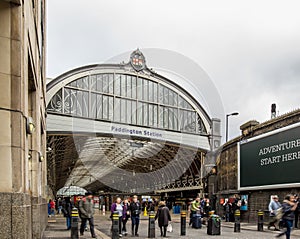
47;52;211;135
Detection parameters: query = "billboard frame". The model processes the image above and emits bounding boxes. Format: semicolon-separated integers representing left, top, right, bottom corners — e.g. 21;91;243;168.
238;121;300;191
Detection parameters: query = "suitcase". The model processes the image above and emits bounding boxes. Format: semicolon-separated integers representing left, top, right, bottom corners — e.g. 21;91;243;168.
192;214;202;229
207;215;221;235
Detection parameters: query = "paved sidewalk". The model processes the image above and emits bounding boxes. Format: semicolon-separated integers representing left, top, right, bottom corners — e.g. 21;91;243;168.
43;211;300;239
43;214;109;239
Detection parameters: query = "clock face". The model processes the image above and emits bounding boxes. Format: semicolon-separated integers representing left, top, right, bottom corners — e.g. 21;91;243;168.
130;49;146;71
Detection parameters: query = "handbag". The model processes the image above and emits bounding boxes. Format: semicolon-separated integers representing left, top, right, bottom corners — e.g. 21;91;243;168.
167;223;173;232
275;207;283;220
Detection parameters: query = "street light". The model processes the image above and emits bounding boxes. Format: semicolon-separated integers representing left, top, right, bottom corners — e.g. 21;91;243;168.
226;112;239;142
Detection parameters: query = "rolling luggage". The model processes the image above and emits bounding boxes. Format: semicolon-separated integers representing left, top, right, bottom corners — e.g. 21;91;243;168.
192;214;202;229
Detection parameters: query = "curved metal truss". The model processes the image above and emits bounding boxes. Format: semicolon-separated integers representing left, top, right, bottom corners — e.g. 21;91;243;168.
46;50;215;194
47;134;205;194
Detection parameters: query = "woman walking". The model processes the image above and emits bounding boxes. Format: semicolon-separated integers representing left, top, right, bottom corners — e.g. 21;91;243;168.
121;199;130;235
155;201;171;237
111;197;124;237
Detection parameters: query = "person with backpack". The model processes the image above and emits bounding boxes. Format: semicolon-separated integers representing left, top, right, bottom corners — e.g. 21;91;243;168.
276;194;298;239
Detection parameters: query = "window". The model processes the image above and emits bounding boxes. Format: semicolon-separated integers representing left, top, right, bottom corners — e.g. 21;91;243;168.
137;102;143;125
143;80;149;101
126;100;132;124
114;98;121;122
126;75;132;98
114;75;121;96
47;73;206;134
137;77;143;100
120;99;126;123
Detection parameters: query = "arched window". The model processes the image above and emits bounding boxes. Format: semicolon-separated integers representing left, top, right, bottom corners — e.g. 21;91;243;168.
47;73;207;134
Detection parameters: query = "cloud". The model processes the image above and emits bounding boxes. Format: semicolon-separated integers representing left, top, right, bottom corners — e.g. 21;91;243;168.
47;0;300;139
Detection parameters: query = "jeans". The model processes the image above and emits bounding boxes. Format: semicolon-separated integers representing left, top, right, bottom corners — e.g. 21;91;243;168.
131;215;140;235
283;219;293;239
80;217;95;236
225;213;230;222
131;215;140;226
66;216;71;229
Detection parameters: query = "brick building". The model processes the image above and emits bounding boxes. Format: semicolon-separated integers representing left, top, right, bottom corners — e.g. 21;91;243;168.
214;109;300;222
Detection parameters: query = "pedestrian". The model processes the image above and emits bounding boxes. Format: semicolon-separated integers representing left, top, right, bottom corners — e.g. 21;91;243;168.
47;199;52;217
49;199;55;216
276;194;298;239
62;197;72;230
189;196;201;226
122;199;130;236
231;195;241;222
294;194;300;228
223;200;232;222
57;197;63;214
203;199;212;216
129;195;141;237
147;201;155;213
111;197;124;237
78;191;97;238
155;201;171;237
268;195;281;231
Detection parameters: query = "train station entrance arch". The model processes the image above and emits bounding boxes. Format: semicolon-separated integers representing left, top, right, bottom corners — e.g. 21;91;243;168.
46;49;221;197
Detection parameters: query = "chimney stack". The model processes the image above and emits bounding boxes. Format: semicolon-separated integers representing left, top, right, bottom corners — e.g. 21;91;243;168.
271;103;276;119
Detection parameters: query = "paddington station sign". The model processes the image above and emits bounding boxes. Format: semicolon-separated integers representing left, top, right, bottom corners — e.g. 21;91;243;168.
238;122;300;190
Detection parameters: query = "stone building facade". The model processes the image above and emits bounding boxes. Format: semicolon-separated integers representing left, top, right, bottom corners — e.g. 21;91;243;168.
214;109;300;222
0;0;47;238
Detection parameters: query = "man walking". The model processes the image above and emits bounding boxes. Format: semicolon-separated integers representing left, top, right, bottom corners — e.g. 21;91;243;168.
189;196;201;226
268;195;281;231
79;191;97;238
129;195;141;237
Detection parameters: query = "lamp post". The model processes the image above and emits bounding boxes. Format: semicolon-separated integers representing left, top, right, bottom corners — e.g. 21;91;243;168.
226;112;239;142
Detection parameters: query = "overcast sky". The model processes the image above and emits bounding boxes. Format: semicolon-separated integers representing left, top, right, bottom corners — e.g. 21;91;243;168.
46;0;300;140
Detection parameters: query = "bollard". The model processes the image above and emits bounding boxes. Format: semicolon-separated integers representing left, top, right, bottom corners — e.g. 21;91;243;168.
71;207;79;239
234;209;241;232
112;211;119;239
257;210;264;231
148;211;155;238
180;211;186;236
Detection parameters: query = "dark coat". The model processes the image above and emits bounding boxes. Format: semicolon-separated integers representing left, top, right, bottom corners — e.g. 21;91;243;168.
282;200;295;221
62;198;72;217
155;205;171;227
130;201;141;216
79;197;94;219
